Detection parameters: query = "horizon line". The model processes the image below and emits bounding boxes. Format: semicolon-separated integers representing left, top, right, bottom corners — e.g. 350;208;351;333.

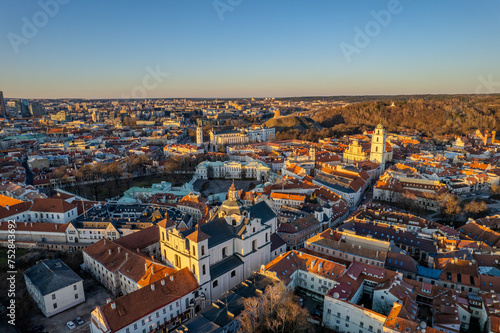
3;92;500;101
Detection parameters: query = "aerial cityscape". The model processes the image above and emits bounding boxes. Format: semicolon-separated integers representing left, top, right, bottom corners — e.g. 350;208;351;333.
1;1;500;333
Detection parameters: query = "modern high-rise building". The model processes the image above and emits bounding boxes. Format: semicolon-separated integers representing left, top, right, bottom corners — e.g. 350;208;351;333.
0;91;6;117
29;102;45;116
15;99;31;117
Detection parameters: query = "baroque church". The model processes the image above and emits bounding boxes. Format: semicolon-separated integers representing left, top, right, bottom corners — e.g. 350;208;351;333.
343;124;392;171
159;181;278;302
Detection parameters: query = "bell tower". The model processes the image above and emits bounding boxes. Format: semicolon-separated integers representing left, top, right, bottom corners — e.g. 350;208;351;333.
309;146;316;161
196;126;203;146
370;124;387;167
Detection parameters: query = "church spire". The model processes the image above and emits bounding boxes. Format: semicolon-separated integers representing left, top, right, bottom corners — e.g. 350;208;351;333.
228;179;238;201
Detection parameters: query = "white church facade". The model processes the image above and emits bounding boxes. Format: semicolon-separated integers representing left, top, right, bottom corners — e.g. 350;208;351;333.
159;182;278;301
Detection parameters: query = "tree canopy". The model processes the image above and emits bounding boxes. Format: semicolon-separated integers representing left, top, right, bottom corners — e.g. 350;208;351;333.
238;284;309;333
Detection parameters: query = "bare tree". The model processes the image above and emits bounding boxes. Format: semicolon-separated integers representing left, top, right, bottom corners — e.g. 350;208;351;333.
438;193;461;222
238;284;309;333
464;200;488;219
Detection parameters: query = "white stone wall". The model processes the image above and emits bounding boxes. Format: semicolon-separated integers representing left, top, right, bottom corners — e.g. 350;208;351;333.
39;281;85;317
323;295;387;333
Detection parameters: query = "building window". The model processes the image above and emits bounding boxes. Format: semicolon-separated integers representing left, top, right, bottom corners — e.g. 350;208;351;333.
75;294;78;299
252;240;257;252
53;303;57;309
73;285;77;291
231;270;236;278
192;246;196;256
201;245;205;256
222;247;227;258
213;280;218;288
202;265;206;275
52;294;56;300
175;255;181;268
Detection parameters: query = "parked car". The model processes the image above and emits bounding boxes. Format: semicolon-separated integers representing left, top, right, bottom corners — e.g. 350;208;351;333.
75;317;84;325
66;321;76;330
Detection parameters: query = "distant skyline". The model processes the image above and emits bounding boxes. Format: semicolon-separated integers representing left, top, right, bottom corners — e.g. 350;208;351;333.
1;0;499;99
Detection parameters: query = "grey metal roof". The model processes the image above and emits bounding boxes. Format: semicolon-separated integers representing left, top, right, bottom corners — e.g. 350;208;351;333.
248;201;276;223
210;255;243;280
176;273;277;332
182;218;237;248
179;315;222;333
24;259;82;296
270;233;286;251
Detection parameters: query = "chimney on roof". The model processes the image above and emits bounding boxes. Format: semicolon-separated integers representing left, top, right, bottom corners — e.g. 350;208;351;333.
117;247;121;253
170;275;174;281
151;284;155;291
145;262;148;272
103;238;106;245
125;253;129;261
111;302;116;309
5;205;9;210
108;249;112;255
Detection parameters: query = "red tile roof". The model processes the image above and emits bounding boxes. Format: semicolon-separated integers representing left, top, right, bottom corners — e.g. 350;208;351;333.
94;268;199;332
30;198;77;213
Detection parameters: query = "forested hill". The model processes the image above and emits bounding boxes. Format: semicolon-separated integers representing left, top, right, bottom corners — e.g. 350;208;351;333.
264;115;321;132
275;95;500;141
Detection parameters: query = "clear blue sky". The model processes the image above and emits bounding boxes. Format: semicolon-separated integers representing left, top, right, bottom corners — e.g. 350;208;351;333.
0;0;499;99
